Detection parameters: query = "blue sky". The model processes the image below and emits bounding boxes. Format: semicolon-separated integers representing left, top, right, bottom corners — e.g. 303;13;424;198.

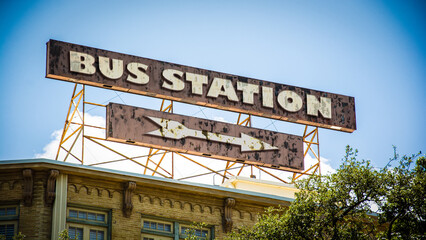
0;0;425;173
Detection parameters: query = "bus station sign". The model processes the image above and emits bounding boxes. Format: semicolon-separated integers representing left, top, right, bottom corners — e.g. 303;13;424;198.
47;40;356;133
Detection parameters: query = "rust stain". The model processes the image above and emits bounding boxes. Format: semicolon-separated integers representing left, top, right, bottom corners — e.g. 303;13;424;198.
47;39;356;133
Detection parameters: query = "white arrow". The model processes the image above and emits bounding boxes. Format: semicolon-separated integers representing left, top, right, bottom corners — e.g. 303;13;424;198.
145;116;279;152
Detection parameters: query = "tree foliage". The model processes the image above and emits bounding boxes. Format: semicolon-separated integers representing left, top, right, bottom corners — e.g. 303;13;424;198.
184;222;208;240
378;148;426;239
227;146;425;240
0;232;25;240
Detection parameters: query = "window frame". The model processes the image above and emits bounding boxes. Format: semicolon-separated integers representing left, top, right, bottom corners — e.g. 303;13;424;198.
67;208;108;227
142;218;173;234
0;220;18;240
0;203;19;240
0;205;19;221
66;222;107;240
141;232;173;240
66;204;111;240
141;217;174;239
141;214;215;240
179;224;211;240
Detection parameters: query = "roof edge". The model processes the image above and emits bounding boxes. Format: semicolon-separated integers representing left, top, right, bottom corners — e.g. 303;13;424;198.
0;158;294;204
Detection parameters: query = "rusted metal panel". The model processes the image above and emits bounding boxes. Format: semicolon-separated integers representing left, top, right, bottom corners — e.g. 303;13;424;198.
106;103;304;172
47;39;356;133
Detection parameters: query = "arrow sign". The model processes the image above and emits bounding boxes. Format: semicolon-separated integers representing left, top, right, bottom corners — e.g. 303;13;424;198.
145;116;279;152
107;103;304;171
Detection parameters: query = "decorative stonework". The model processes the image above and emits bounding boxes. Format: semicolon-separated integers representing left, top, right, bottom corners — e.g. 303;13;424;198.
45;170;59;206
66;182;255;221
223;197;236;233
0;180;22;191
137;194;222;215
68;183;120;198
22;169;33;207
123;181;136;218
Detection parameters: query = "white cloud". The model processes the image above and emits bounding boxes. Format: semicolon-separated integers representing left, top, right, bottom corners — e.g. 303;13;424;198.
305;153;336;175
35;129;63;159
35;113;106;159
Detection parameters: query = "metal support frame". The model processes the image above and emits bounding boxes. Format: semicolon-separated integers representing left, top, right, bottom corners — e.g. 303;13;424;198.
55;85;216;179
218;113;319;184
55;84;85;163
143;99;174;178
222;113;252;183
219;114;321;184
292;126;321;182
55;84;320;184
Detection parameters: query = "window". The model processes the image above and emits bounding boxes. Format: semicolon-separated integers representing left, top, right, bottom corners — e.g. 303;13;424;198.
0;207;17;217
67;223;105;240
66;206;109;240
143;220;172;233
141;218;173;240
89;229;105;240
0;223;16;240
0;206;18;240
141;215;214;240
141;233;172;240
179;224;210;240
68;209;106;223
68;226;83;240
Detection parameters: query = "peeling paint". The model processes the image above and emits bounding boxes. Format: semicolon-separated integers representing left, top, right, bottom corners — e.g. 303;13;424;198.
47;40;356;133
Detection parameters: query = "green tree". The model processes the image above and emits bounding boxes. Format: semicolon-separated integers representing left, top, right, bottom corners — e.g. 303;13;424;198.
378;149;425;239
0;232;25;240
58;229;79;240
58;230;71;240
12;232;25;240
184;222;209;240
227;146;425;240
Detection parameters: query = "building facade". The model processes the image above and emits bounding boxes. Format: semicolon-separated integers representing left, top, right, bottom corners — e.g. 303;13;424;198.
0;159;293;240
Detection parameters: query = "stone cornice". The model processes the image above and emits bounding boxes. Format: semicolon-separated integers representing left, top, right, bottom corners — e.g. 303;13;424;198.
0;159;292;207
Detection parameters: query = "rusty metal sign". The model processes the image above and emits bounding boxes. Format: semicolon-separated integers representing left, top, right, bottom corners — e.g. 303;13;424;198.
47;39;356;132
106;103;304;172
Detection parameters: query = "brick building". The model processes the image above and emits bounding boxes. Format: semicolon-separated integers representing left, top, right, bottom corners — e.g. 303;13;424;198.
0;159;294;240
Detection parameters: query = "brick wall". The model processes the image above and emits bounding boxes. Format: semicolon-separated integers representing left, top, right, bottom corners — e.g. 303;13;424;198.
0;170;52;240
1;166;283;240
67;174;267;239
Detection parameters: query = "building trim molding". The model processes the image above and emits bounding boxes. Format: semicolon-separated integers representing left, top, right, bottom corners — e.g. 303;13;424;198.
46;169;59;206
22;169;33;207
123;181;136;218
223;197;236;233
